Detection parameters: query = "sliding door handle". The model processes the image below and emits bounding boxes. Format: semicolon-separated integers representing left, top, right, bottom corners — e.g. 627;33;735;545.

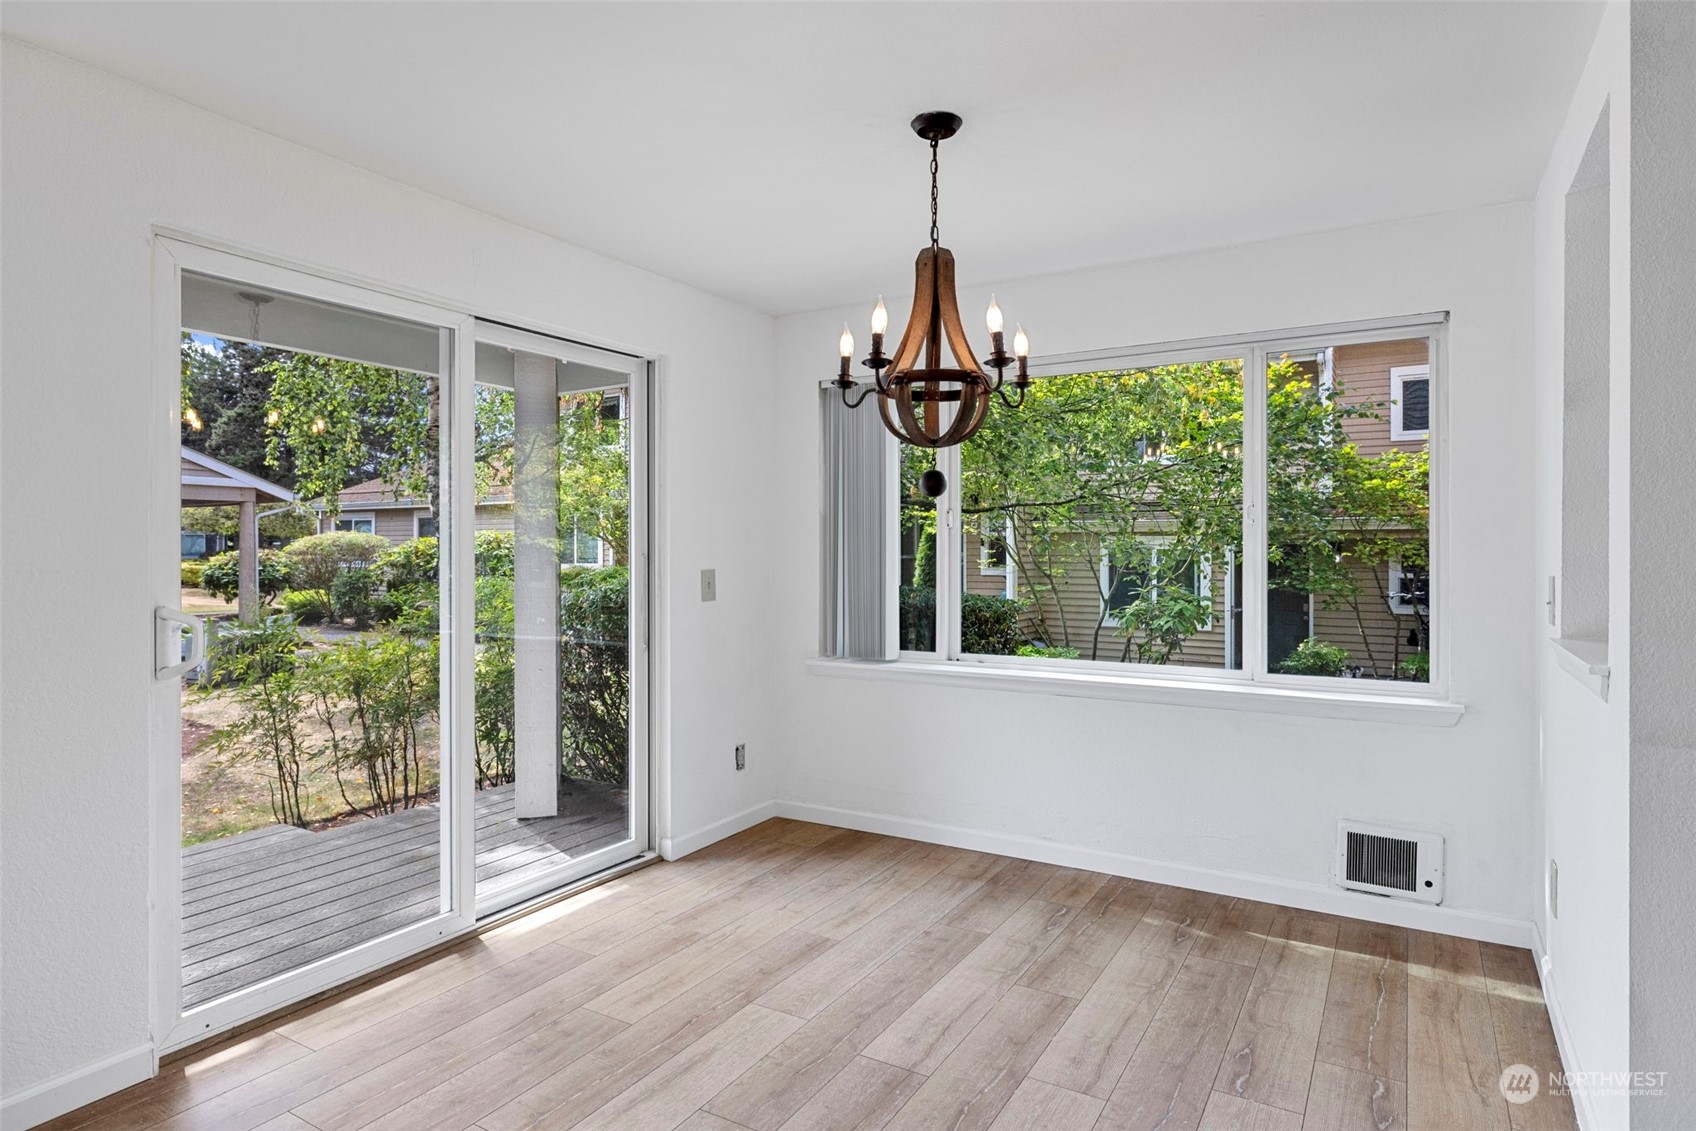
155;606;206;680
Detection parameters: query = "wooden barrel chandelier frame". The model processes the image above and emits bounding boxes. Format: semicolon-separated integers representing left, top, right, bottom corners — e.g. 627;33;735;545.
834;112;1030;491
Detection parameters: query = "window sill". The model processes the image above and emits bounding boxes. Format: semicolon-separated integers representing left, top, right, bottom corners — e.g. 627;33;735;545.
1549;637;1610;701
806;658;1465;727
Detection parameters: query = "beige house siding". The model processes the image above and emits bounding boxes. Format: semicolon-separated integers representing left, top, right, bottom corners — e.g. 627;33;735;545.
373;509;416;543
1334;338;1430;457
1308;554;1426;678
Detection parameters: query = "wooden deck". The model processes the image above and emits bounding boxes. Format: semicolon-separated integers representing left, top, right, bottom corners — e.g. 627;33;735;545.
180;779;628;1007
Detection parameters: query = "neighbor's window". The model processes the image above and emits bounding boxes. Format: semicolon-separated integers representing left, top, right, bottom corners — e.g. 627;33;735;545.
563;520;602;568
1390;364;1430;441
334;515;375;534
888;317;1439;687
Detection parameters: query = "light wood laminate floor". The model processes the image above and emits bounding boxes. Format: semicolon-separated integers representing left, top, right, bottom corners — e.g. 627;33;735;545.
50;820;1577;1131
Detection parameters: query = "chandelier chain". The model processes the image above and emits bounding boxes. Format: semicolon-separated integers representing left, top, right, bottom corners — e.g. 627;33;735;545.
929;139;940;249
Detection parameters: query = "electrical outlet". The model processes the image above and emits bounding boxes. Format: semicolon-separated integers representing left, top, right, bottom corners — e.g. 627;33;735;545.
735;743;746;771
701;569;717;602
1549;858;1559;919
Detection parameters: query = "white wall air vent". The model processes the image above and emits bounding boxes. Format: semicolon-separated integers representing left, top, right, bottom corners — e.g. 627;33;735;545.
1336;821;1444;904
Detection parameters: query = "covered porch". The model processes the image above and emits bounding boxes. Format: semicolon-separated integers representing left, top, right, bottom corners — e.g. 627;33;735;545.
180;446;295;621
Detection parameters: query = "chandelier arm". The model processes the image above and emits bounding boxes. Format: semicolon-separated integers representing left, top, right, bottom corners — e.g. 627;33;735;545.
840;382;881;410
995;383;1028;410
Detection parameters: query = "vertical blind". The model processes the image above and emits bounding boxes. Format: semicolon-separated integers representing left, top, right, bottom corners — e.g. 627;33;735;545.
820;387;893;660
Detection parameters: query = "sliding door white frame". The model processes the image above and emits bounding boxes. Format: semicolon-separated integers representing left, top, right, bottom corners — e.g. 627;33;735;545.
462;319;652;919
148;236;656;1055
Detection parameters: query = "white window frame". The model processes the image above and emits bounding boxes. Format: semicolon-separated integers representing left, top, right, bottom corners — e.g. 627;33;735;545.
414;512;439;540
1389;364;1431;441
868;312;1450;711
1098;539;1214;632
332;511;376;534
1387;559;1429;616
562;516;604;569
977;519;1012;577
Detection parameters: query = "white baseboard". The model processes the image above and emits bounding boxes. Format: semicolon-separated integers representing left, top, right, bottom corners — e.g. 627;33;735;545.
1531;923;1611;1131
1;1043;154;1131
660;799;780;860
775;800;1536;949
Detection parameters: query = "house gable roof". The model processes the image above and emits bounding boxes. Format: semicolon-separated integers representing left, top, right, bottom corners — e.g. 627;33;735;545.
180;446;294;504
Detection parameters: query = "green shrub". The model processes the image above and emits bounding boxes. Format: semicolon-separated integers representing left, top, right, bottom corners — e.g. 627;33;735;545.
378;536;439;590
473;574;517;788
466;566;629;788
199;549;291;603
303;631;438;816
203;614;303;687
1277;637;1353;677
897;586;936;652
1398;651;1430;682
961;594;1022;656
180;560;204;589
203;620;311;827
374;584;437;627
330;566;379;628
279;588;333;624
475;530;514;579
280;531;390;592
559;567;629;786
474;638;515;789
1017;644;1081;659
1112;585;1213;664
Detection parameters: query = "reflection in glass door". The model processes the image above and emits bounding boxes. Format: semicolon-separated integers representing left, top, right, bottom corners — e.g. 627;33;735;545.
468;325;647;915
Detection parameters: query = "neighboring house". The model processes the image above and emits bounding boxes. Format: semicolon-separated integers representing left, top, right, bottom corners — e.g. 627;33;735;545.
317;480;610;569
953;340;1431;676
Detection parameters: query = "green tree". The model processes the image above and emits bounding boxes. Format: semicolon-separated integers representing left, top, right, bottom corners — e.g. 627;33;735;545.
263;353;435;517
955;357;1427;667
473;388;630;563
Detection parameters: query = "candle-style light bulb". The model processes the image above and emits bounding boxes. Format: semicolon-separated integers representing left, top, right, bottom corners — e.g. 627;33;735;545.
871;297;888;336
986;295;1004;335
1013;324;1029;358
839;323;854;358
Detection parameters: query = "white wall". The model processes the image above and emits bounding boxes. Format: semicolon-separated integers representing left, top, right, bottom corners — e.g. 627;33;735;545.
1531;8;1632;1129
1624;4;1696;1127
0;38;777;1114
769;206;1538;930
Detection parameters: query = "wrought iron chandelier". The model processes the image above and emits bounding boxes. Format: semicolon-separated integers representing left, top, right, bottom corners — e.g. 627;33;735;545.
834;112;1030;480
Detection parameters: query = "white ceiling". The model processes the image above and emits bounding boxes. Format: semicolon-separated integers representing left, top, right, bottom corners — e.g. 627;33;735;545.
3;2;1602;315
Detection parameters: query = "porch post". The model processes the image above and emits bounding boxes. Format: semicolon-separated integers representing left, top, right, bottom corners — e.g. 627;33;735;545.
237;489;259;622
512;351;560;818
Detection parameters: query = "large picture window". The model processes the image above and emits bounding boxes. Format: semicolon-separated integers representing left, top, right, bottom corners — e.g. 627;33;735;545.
889;315;1440;689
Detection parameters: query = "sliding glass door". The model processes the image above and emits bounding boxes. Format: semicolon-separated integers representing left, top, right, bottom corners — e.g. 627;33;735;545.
154;242;648;1050
465;322;648;916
